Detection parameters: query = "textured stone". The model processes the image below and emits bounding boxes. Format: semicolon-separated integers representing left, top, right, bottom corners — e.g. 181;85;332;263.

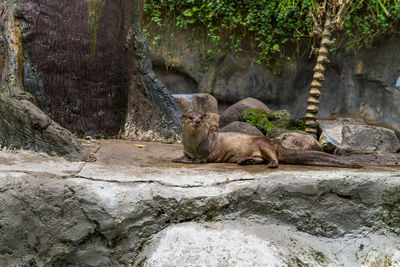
219;121;264;135
172;93;218;113
0;141;400;266
318;118;400;154
339;125;400;154
272;131;323;151
318;118;367;153
318;118;367;144
219;98;271;128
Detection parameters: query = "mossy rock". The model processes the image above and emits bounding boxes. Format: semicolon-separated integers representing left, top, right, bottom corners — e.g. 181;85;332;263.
239;108;306;135
268;110;306;131
238;108;272;135
267;110;292;122
286;120;306;131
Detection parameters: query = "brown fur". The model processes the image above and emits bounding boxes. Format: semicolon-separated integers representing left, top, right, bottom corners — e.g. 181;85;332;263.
173;112;362;168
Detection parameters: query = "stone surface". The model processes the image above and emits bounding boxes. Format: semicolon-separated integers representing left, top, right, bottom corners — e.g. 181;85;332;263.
219;121;264;135
339;125;400;154
172;93;218;113
0;140;400;266
140;223;285;266
318;118;367;144
219;98;271;128
138;221;400;267
272;131;323;151
319;118;400;154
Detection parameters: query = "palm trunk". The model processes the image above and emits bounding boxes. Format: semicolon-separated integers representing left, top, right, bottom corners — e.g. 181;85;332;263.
305;8;333;136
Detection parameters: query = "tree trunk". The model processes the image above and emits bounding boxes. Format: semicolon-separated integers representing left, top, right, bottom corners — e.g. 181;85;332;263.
0;0;181;160
0;2;93;161
305;8;333;136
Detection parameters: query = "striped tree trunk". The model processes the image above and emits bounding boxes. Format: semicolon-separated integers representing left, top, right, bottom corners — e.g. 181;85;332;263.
305;8;333;136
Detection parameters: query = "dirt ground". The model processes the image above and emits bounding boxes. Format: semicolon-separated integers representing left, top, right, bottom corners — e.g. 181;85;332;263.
81;139;400;174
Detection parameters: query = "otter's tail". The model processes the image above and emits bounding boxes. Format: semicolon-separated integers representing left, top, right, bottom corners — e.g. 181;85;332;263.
278;148;362;168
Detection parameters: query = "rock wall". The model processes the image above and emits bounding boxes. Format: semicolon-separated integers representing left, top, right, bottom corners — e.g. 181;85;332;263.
149;26;400;134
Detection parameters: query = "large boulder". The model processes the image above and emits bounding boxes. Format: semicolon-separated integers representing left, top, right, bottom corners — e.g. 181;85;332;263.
220;98;271;128
318;118;367;144
318;118;366;153
338;125;400;154
272;132;323;151
219;121;264;136
319;118;400;154
172;93;218;114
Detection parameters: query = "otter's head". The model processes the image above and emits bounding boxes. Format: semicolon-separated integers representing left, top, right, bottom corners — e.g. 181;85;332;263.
183;112;206;134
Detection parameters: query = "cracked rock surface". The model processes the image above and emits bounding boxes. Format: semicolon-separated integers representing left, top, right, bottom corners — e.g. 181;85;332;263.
0;140;400;266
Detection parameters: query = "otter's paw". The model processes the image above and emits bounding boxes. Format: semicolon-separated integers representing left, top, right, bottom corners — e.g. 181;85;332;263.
172;156;188;163
238;157;257;165
267;159;278;168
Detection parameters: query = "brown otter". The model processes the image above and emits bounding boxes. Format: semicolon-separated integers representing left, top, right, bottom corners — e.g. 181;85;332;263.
173;112;361;168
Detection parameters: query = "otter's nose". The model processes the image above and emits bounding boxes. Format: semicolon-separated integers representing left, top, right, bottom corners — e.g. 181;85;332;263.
194;119;201;125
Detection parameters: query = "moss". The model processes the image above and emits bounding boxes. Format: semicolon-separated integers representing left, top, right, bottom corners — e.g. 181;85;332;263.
238;108;272;135
240;108;306;136
381;187;400;235
267;110;292;122
287;120;306;131
310;249;328;264
136;257;147;267
204;208;217;222
382;201;400;235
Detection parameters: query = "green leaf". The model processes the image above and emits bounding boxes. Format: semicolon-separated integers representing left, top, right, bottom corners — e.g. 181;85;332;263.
183;9;193;16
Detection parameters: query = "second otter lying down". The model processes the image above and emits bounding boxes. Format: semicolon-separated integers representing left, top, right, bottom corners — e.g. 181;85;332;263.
173;112;361;168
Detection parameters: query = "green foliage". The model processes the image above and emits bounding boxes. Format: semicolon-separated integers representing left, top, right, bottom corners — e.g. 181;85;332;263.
343;0;400;47
238;108;272;135
286;120;306;131
267;110;292;123
239;108;306;135
144;0;313;69
143;0;400;69
267;110;306;130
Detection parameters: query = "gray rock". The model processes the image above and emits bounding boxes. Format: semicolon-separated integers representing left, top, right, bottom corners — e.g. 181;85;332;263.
319;118;400;154
318;118;367;153
219;98;271;128
1;141;400;266
272;131;323;151
219;121;264;135
339;125;400;154
137;221;400;267
173;93;218;114
318;118;367;144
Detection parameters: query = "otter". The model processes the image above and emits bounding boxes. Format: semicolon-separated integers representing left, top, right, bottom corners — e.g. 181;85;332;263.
172;112;361;168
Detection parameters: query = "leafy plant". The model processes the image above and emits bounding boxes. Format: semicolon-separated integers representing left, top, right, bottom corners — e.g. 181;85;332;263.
143;0;400;71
